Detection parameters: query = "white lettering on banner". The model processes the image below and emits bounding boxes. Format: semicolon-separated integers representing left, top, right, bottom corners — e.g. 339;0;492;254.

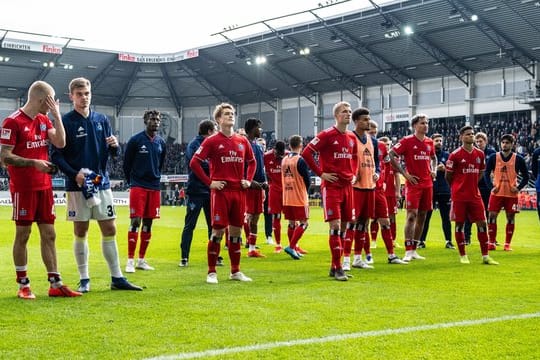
0;196;130;206
384;112;409;123
1;38;63;54
118;49;199;63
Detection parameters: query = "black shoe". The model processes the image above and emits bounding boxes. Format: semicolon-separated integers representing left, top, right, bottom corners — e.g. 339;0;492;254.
178;258;188;267
111;277;143;291
445;241;456;250
417;241;426;249
216;256;224;266
464;238;471;245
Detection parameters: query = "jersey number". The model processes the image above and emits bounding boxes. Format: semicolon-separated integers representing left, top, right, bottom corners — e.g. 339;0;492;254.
107;205;115;217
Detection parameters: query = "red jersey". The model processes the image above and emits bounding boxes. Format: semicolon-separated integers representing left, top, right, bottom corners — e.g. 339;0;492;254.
383;152;398;197
302;126;357;188
376;141;387;190
191;132;255;190
392;134;435;188
446;146;485;202
264;150;287;192
1;109;53;192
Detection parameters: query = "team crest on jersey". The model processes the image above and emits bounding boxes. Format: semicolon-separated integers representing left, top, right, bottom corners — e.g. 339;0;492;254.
40;123;47;131
426;145;431;152
0;128;11;140
238;144;244;151
349;140;354;147
96;123;103;131
476;157;481;164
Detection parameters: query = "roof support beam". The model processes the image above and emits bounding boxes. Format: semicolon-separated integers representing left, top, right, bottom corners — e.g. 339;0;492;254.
446;0;535;77
116;64;140;116
217;33;318;105
308;10;412;93
369;0;471;86
160;64;183;119
92;56;121;90
199;53;277;110
175;61;234;104
261;21;363;99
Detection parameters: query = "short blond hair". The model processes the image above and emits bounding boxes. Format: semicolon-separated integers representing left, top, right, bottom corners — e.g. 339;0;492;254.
213;103;234;121
69;77;91;94
332;101;351;117
28;81;53;100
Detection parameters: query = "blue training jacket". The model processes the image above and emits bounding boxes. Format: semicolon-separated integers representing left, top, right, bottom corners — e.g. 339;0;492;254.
123;130;166;190
51;109;117;191
185;135;210;196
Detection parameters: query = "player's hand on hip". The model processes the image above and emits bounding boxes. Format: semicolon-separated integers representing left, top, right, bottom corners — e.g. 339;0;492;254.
405;173;419;185
321;172;338;183
240;179;251;189
210;180;227;190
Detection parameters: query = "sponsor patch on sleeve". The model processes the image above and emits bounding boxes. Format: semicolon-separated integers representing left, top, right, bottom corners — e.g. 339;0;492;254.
1;128;11;140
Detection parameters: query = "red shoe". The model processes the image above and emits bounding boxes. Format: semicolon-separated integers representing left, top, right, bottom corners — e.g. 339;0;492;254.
247;250;266;258
295;247;308;255
487;242;497;251
274;245;283;253
503;243;513;252
17;286;36;300
48;285;83;297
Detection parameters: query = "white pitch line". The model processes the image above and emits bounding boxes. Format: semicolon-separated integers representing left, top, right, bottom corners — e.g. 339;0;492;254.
145;312;540;360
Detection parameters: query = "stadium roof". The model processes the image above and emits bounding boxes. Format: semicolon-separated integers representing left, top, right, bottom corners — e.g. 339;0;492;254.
0;0;539;114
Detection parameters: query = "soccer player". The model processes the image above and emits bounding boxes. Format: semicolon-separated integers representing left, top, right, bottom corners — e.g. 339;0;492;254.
258;137;274;245
418;133;454;249
281;135;311;259
464;132;496;244
302;101;358;281
51;77;142;292
243;118;267;258
389;114;436;262
123;109;166;273
264;140;287;253
179;119;217;267
366;121;407;266
0;81;81;299
378;136;401;249
342;108;379;271
445;125;498;265
190;103;256;284
484;134;529;251
532;146;540;221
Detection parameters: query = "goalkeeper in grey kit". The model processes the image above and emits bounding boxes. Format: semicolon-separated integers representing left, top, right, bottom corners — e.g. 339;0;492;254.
51;77;142;292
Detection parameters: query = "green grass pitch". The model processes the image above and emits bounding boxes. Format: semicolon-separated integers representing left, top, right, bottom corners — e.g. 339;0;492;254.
0;205;538;359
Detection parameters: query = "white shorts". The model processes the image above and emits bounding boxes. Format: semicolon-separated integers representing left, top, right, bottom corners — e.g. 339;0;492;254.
66;189;116;221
